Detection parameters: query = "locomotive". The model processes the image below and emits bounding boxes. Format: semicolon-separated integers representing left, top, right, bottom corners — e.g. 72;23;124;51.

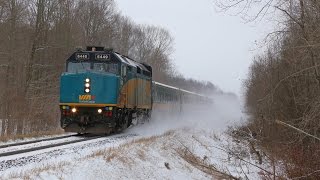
59;46;211;134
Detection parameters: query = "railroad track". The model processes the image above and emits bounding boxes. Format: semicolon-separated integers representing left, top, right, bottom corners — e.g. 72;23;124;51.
0;133;138;172
0;135;102;158
0;134;78;149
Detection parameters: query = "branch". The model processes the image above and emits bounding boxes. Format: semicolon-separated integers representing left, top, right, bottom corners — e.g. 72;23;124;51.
207;144;277;177
274;6;304;29
292;169;320;179
214;0;247;11
258;64;320;103
249;0;274;23
275;120;320;142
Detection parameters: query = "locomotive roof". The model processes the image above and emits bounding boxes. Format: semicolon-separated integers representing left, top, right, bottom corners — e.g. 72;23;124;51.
67;47;151;73
114;53;150;72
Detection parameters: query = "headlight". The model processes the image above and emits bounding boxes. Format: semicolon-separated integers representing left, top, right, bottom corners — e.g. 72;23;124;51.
85;88;90;93
62;106;70;110
85;83;90;88
105;107;113;110
71;108;77;113
98;109;102;113
85;78;90;83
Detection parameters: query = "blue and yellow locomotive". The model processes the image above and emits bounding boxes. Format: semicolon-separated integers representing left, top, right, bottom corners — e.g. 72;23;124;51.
59;47;152;134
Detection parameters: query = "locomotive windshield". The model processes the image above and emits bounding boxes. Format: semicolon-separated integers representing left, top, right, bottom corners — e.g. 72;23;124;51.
93;63;118;74
67;62;119;75
67;62;90;73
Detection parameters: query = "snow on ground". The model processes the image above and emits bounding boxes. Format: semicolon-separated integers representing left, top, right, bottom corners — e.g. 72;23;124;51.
0;133;137;172
36;130;214;180
0;93;266;179
1;128;263;180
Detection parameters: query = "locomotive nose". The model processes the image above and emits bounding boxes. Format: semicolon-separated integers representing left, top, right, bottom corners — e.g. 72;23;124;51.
60;72;119;105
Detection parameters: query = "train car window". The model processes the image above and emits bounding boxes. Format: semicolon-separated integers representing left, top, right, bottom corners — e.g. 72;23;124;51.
157;92;159;101
128;66;132;72
137;67;141;74
67;62;90;73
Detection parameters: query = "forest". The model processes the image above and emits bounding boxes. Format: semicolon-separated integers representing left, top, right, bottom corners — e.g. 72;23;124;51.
215;0;320;178
0;0;217;137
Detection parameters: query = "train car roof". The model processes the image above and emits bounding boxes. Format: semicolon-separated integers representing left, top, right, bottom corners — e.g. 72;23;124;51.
153;81;207;98
153;81;179;90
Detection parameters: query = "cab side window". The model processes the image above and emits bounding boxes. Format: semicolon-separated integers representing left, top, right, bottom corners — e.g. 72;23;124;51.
121;65;127;77
105;63;118;74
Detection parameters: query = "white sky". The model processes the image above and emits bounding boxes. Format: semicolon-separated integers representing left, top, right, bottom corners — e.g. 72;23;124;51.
116;0;272;95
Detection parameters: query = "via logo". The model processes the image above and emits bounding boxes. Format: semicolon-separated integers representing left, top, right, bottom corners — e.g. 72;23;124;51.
79;95;95;101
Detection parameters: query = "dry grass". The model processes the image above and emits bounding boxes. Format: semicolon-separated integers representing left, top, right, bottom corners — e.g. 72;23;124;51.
105;148;119;162
172;133;240;180
86;149;107;159
175;146;239;180
85;130;175;166
192;135;211;152
210;132;221;141
4;161;70;180
0;129;65;142
130;130;173;145
105;153;116;162
136;149;146;161
87;129;238;179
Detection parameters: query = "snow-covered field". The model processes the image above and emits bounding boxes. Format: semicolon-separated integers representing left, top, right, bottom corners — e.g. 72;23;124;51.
0;94;268;179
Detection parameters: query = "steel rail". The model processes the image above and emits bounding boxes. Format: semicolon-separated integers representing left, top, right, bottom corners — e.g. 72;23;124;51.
0;134;78;149
0;135;101;157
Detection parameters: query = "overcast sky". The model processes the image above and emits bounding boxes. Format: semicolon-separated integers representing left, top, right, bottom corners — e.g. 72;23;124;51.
116;0;272;95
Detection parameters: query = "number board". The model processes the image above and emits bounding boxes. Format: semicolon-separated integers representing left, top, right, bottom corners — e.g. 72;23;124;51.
75;53;90;60
95;54;110;60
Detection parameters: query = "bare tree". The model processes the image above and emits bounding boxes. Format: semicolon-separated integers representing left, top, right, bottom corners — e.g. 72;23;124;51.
215;0;320;178
0;0;215;140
